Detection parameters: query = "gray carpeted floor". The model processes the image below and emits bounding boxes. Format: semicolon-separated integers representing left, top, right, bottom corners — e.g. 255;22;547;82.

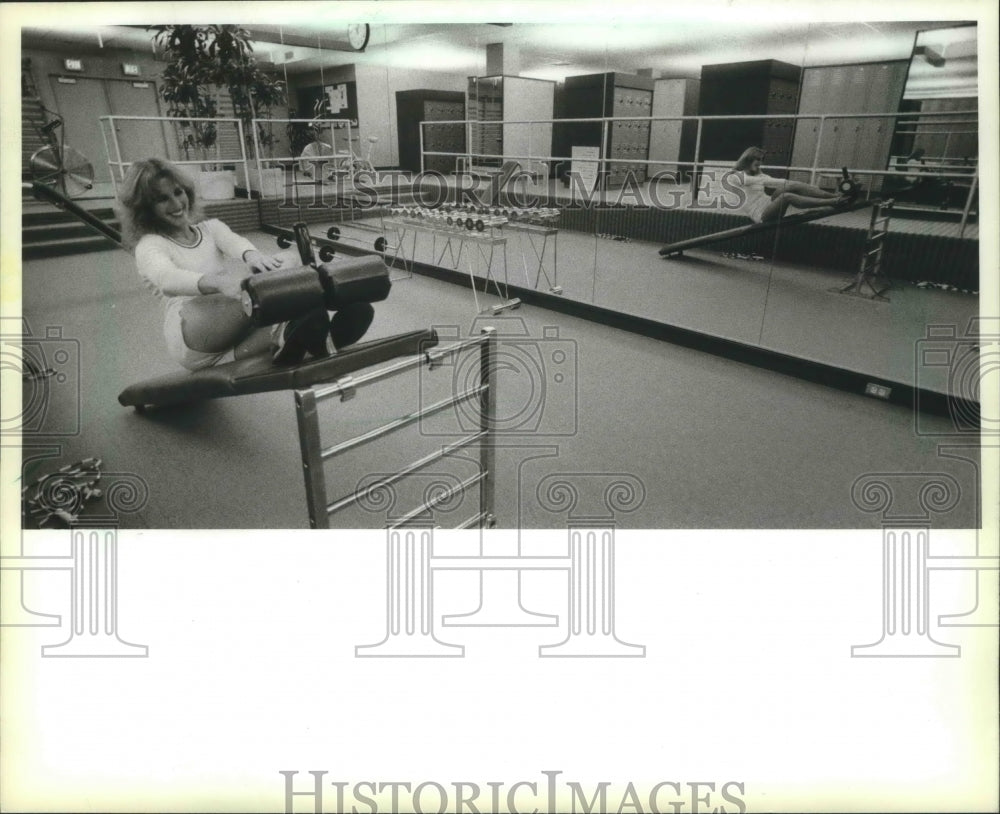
298;212;978;392
16;230;979;529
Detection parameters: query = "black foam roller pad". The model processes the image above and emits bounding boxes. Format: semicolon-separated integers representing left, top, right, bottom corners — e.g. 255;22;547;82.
241;267;326;326
317;257;392;309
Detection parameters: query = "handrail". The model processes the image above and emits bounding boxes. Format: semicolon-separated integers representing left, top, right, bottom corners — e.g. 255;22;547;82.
425;109;978;126
99;114;250;193
250;116;358;192
423;106;979;237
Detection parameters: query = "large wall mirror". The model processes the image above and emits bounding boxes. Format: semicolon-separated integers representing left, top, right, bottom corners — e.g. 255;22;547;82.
19;19;983;405
887;23;979;215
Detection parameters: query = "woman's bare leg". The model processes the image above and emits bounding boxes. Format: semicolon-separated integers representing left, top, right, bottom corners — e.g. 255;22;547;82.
180;294;255;353
760;191;842;222
784;181;839;198
233;327;274;360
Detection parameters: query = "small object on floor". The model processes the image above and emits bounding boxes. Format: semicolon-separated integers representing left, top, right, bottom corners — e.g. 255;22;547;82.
837;167;861;199
915;280;978;295
722;251;766;261
22;357;56;381
22;457;104;528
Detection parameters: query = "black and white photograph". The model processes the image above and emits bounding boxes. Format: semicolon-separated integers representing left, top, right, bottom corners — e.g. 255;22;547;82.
2;1;997;811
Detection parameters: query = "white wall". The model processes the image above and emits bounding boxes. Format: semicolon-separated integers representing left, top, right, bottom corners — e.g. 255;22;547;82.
502;76;555;172
354;65;467;167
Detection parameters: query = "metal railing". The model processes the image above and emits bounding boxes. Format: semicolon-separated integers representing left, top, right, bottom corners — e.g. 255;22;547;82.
250;117;357;192
419;108;979;235
97;115;361;195
294;329;497;530
99;115;249;192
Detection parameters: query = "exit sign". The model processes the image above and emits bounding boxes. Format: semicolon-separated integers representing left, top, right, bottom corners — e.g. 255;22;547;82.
122;63;140;76
63;58;83;72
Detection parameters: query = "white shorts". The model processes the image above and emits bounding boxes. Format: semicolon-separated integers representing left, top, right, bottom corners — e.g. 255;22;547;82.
163;298;231;371
746;196;772;223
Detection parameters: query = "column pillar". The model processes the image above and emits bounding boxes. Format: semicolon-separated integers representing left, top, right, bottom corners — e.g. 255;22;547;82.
356;525;462;657
42;521;147;657
355;477;465;657
486;42;520;77
851;473;961;657
536;472;646;657
540;523;645;657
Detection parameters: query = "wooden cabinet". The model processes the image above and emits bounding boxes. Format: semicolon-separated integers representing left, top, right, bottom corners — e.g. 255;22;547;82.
555;72;654;186
789;61;909;186
395;90;465;174
649;78;700;179
467;75;554;176
697;60;802;168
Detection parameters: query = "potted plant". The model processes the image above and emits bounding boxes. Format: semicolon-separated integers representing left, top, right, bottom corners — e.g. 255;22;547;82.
152;24;287;200
223;36;288;197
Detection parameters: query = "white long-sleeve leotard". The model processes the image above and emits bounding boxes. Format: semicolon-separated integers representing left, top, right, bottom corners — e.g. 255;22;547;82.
134;219;256;370
727;170;780;223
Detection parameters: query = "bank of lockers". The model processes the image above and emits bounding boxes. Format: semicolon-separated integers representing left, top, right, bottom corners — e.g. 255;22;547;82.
556;72;655;186
697;60;803;168
789;61;910;188
395;89;466;174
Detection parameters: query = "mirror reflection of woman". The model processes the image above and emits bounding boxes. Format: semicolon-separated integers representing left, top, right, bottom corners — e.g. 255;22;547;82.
298;125;336;180
727;147;851;223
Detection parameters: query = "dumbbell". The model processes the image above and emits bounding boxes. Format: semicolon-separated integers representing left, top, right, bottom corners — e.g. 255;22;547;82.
275;226;336;262
326;224;396;259
838;167;858;196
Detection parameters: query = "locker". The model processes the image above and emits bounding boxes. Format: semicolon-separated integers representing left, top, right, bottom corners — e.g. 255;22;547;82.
790;60;909;185
697;60;802;167
395;89;465;174
466;75;554;174
556;72;654;186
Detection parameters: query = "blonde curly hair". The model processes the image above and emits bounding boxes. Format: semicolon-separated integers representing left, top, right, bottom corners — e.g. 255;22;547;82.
114;158;205;249
733;146;765;173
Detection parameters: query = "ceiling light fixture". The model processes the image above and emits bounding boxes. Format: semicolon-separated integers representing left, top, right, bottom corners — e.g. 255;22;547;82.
915;45;946;67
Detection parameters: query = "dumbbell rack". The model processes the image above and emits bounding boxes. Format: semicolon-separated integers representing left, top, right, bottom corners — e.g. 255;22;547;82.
834;199;894;302
506;220;562;295
383;210;520;314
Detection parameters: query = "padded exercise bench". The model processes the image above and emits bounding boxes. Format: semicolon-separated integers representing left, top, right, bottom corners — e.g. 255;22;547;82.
118;328;439;410
659;198;881;258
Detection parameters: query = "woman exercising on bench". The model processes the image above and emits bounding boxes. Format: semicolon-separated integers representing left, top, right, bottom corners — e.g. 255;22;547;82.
116;158;340;370
727;147;851;223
